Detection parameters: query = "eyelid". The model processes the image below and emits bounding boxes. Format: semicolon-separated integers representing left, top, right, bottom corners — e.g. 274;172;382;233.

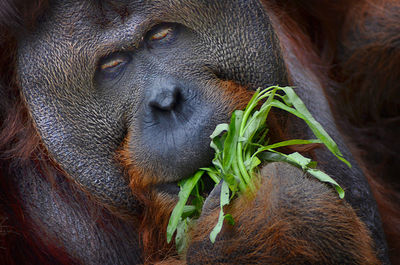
150;27;173;41
100;57;126;71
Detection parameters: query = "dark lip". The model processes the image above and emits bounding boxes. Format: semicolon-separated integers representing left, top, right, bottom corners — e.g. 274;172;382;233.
153;170;216;199
153;181;180;196
139;97;217;184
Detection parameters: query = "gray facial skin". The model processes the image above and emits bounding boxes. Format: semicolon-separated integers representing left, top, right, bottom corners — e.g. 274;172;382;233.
17;0;285;211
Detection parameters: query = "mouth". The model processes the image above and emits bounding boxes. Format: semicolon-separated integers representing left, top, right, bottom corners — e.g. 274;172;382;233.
133;82;235;192
138;94;222;183
154;181;181;195
153;169;216;199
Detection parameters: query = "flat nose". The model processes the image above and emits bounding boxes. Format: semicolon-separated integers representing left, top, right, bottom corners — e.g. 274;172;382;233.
148;82;180;111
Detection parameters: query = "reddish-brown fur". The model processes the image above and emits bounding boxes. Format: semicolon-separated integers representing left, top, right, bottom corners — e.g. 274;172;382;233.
0;0;398;264
187;169;379;264
260;1;400;263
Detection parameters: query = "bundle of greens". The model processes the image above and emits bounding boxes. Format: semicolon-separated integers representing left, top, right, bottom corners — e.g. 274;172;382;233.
166;86;350;253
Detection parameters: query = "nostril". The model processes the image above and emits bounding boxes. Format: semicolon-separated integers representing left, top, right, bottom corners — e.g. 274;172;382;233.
149;85;180;111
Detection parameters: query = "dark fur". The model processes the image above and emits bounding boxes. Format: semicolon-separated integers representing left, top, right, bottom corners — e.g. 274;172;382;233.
0;0;398;264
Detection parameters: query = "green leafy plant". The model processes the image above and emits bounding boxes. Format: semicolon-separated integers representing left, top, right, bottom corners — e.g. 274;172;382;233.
166;86;350;251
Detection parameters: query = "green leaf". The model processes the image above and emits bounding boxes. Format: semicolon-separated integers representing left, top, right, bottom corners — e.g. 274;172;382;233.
209;209;225;243
200;168;221;184
306;168;345;199
210;181;231;243
259;151;294;165
182;205;197;218
308;161;318;169
175;218;189;254
287;152;312;169
242;108;268;145
277;87;351;168
223;173;239;190
210;132;226;155
210;123;229;139
253;139;322;158
244;156;261;173
224;214;235;226
166;170;205;243
242;89;276;145
223;111;243;170
261;151;345;199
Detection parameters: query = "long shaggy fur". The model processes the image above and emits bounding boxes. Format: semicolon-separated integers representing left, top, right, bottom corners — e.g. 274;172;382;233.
262;1;400;262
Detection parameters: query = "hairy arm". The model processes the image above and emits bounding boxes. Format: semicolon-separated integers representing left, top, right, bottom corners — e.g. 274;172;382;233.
184;163;379;264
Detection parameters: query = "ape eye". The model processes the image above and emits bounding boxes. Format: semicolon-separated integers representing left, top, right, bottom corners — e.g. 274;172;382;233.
146;24;179;46
100;58;125;71
98;53;130;79
149;27;173;41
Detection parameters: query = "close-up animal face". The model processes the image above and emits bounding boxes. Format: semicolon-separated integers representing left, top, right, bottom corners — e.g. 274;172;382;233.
1;0;398;264
17;0;286;208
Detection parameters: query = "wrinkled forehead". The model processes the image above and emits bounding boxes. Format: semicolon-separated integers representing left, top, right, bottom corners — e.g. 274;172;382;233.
32;0;229;43
17;0;249;81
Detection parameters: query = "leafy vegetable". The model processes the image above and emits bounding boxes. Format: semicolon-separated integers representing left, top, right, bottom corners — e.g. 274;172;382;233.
166;86;350;251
